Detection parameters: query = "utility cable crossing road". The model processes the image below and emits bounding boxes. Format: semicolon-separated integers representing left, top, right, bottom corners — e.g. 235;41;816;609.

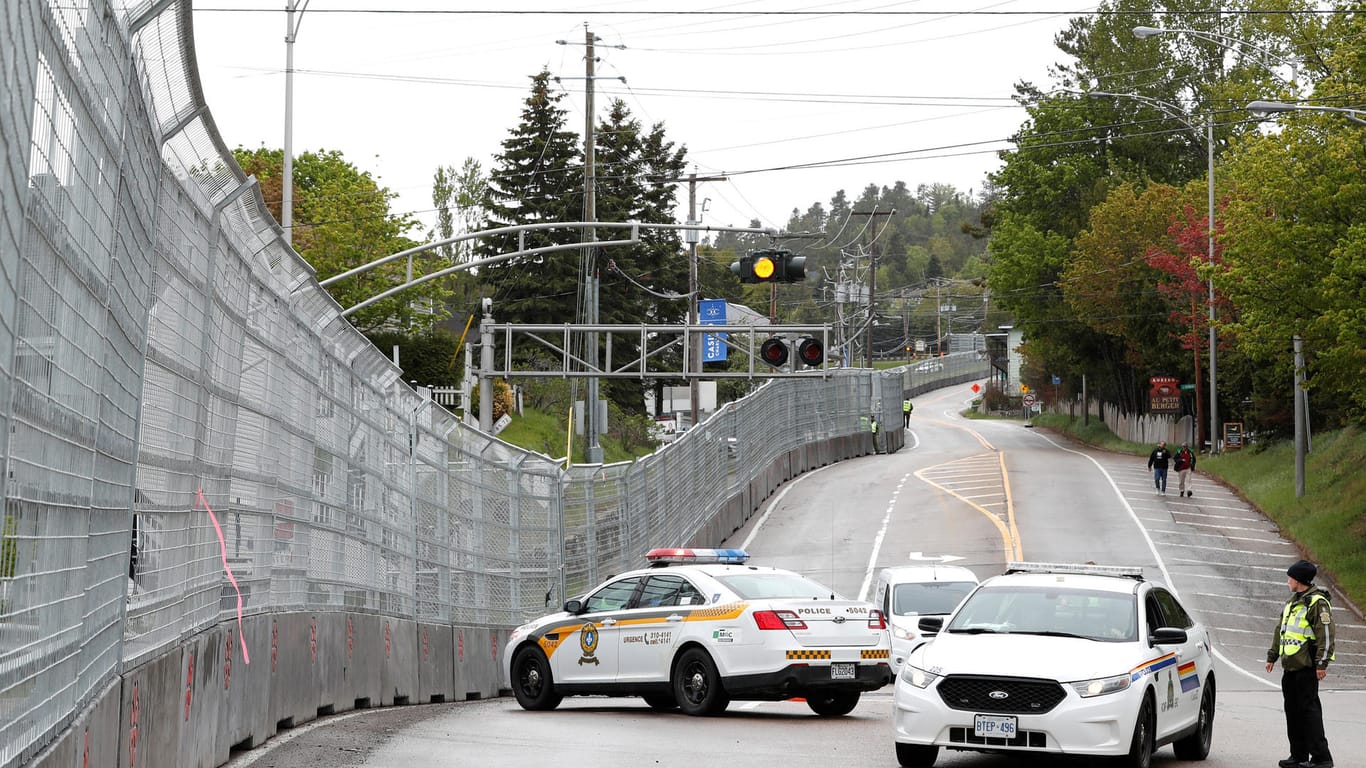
228;382;1364;768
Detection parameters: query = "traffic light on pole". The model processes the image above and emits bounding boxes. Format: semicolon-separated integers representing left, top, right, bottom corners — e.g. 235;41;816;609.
730;249;807;283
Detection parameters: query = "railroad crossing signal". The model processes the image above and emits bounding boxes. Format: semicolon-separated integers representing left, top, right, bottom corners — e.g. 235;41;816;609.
756;336;825;369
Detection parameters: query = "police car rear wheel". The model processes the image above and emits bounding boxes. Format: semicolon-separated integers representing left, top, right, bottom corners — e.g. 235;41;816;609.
511;646;562;711
894;742;938;767
806;689;860;716
673;647;729;716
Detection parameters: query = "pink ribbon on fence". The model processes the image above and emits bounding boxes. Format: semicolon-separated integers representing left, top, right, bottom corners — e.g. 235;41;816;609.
197;489;250;664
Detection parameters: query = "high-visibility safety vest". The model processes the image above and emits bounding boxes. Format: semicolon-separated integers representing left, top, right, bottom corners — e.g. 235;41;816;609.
871;419;879;434
903;399;913;413
1279;593;1332;660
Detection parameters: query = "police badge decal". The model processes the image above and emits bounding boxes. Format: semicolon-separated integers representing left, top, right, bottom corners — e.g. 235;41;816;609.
578;623;600;665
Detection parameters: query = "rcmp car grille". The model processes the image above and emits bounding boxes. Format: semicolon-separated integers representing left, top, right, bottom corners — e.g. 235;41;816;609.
936;675;1066;714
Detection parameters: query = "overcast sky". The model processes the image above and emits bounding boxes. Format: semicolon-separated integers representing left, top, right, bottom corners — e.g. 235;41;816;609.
191;1;1094;237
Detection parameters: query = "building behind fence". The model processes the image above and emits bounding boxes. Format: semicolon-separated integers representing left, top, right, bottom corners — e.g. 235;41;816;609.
0;4;988;767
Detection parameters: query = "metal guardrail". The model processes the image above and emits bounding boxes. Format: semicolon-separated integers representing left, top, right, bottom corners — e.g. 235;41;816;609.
0;4;988;766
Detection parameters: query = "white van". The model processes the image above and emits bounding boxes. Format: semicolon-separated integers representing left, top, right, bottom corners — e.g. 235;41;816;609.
873;564;979;670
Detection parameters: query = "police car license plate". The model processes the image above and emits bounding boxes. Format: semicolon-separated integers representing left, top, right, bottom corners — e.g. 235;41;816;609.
829;663;856;679
974;714;1017;738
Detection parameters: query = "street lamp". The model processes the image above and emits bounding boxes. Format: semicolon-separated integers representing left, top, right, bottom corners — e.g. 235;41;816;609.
1087;89;1218;453
1132;26;1300;82
1247;100;1366;125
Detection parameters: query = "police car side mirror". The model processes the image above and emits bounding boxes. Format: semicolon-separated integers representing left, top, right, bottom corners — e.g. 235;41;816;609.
1148;627;1187;646
564;598;585;614
918;615;944;634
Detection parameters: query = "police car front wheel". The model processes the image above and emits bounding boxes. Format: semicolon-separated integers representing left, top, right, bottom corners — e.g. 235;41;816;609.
895;742;938;767
511;646;562;711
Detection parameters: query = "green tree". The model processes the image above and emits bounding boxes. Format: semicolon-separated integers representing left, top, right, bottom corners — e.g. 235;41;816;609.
479;70;583;326
234;147;446;332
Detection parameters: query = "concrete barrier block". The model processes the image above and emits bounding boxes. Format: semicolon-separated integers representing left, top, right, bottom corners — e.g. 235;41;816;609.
268;614;317;730
416;623;455;703
28;676;121;768
380;617;417;706
179;627;226;768
119;645;181;768
315;612;347;714
220;614;272;752
346;613;383;709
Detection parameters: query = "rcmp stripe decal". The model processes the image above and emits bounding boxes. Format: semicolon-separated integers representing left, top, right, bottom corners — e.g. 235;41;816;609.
861;649;890;660
787;649;832;660
1129;652;1178;681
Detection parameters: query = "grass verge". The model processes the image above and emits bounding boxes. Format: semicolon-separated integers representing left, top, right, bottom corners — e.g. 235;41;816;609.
1030;414;1365;615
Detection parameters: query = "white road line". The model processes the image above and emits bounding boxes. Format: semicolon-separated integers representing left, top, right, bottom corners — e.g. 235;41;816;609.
1026;430;1278;690
858;471;911;602
1143;527;1300;547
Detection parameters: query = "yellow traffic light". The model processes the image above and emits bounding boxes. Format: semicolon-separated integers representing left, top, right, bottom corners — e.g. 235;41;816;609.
753;255;776;280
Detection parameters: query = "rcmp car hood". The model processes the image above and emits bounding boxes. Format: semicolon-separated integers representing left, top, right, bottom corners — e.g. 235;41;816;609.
915;633;1141;681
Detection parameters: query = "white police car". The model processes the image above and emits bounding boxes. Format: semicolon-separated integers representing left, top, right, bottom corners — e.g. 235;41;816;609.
503;548;893;716
892;562;1215;768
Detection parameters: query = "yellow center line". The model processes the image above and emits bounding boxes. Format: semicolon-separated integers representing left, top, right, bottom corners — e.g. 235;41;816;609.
915;449;1023;562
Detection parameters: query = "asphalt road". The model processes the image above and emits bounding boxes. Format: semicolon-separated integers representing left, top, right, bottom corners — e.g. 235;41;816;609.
227;382;1365;768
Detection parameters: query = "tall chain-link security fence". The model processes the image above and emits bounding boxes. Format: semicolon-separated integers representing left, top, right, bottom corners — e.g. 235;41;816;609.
0;3;988;766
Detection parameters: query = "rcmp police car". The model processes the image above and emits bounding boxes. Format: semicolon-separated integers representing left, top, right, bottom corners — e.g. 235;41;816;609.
892;562;1216;768
503;548;893;716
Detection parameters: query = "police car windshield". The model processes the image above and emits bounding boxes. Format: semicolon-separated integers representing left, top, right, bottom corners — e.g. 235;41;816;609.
892;581;976;616
715;572;837;600
946;586;1137;642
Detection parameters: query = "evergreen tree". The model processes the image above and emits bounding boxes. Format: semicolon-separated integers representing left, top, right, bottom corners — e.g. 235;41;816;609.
479;70;583;326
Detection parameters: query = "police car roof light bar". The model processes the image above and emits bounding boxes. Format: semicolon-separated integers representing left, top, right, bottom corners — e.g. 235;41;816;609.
1005;561;1145;580
645;548;750;566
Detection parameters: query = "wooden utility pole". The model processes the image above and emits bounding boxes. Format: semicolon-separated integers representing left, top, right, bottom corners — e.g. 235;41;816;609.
851;209;894;368
648;172;727;428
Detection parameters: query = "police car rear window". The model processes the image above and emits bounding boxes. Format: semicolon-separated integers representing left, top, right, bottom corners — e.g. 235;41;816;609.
714;572;835;600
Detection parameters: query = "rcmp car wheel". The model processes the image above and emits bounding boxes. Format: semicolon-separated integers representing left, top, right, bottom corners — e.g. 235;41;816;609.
806;689;860;717
1119;692;1155;768
894;742;938;767
1173;676;1215;760
673;647;729;716
511;646;562;711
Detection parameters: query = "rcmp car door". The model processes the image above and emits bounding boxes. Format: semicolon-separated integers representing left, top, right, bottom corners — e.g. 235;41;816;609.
1151;587;1204;738
616;574;703;683
1142;590;1186;740
556;576;641;685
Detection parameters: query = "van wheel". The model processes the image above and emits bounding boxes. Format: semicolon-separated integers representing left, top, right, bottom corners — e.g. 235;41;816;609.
806;689;860;716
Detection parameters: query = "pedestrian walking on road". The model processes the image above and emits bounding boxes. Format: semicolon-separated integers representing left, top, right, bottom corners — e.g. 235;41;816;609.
903;398;914;427
1146;440;1171;495
1174;442;1196;497
1267;559;1336;768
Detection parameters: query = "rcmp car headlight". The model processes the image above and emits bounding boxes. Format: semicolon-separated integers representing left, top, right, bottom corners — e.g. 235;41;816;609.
900;664;939;689
1069;673;1132;698
891;625;916;640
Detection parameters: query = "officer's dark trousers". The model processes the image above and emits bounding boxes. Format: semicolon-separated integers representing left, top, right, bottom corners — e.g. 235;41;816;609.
1282;667;1332;763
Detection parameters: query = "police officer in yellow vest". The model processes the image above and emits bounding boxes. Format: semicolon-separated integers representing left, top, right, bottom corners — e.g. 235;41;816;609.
1266;559;1335;768
902;397;913;427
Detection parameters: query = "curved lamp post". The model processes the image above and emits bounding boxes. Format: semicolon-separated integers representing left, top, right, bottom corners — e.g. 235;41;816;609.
1087;89;1217;453
1247;100;1366;125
